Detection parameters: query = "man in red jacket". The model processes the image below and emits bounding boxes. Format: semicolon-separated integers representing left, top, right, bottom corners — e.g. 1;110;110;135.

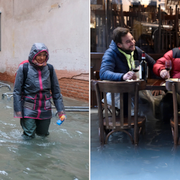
153;47;180;122
153;47;180;78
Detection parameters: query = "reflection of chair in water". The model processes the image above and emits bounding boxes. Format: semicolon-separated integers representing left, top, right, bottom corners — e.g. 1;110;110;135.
166;81;180;146
95;81;146;145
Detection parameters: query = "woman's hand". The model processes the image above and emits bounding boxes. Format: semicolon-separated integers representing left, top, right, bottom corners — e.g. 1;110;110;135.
58;111;66;121
15;111;22;117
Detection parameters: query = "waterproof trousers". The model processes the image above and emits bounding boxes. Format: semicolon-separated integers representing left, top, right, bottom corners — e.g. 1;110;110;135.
20;118;51;138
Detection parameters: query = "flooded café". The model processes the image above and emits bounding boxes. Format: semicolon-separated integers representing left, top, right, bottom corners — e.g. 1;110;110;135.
90;0;180;179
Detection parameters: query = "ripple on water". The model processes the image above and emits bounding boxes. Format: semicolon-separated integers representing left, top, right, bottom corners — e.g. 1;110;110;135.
0;170;8;176
60;128;73;138
76;131;83;135
36;142;56;147
0;120;17;127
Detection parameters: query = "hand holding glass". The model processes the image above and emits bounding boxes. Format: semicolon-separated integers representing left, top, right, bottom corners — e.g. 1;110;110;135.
132;60;140;72
165;60;172;72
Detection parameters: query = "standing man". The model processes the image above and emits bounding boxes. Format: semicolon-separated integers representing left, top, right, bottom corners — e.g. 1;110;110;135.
100;27;156;81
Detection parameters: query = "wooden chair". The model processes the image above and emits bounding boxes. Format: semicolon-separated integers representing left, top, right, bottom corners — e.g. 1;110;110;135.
166;81;180;145
95;80;146;145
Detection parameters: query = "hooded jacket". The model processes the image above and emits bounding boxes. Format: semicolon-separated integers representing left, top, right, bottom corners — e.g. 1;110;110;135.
153;47;180;78
100;40;156;81
13;43;64;120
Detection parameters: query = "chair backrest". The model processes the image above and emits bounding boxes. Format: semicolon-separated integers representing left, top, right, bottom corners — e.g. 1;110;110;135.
166;80;180;94
166;80;180;118
95;80;146;129
165;80;180;145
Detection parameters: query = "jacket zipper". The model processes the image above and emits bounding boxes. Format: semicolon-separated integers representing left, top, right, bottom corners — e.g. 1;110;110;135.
37;69;43;118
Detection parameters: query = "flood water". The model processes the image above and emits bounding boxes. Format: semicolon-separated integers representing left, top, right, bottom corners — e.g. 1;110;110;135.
0;82;89;180
91;100;180;180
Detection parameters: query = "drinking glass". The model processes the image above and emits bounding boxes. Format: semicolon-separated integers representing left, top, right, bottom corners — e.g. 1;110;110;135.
165;60;172;72
132;60;140;73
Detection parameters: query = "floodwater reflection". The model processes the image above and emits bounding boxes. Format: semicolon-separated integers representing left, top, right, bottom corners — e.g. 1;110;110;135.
0;83;89;180
91;102;180;180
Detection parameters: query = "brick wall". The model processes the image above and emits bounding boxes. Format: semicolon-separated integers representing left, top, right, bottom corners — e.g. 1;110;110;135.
0;72;15;83
59;78;89;102
0;72;89;102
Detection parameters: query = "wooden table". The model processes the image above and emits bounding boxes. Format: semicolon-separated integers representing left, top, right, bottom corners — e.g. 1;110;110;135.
92;79;166;90
146;79;166;91
91;79;166;108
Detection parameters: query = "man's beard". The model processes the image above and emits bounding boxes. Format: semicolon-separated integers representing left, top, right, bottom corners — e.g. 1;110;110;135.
119;48;133;55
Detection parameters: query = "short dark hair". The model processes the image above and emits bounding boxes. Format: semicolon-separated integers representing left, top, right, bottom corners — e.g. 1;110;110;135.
112;27;130;44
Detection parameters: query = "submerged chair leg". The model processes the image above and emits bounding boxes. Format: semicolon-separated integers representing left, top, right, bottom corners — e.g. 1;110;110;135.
139;122;146;135
171;125;179;145
174;127;179;145
105;130;134;144
99;127;105;145
172;84;179;145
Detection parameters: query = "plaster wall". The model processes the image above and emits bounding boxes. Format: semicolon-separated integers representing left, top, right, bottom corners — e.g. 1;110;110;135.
0;0;89;82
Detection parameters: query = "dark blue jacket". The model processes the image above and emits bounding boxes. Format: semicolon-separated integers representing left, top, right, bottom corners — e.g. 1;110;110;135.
100;40;156;81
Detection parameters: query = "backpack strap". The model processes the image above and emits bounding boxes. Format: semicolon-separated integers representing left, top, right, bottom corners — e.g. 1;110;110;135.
172;47;180;58
23;63;29;86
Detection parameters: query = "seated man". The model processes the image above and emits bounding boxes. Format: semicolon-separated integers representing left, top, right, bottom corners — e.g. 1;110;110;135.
99;27;156;116
100;27;156;82
153;47;180;79
153;47;180;122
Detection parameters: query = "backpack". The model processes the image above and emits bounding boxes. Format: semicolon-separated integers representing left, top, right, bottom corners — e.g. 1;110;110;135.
15;60;53;86
172;47;180;58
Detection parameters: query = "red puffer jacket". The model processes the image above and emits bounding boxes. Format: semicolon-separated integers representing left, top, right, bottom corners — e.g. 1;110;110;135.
153;47;180;78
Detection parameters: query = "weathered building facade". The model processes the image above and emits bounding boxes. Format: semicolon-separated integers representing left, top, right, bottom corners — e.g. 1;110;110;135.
0;0;89;101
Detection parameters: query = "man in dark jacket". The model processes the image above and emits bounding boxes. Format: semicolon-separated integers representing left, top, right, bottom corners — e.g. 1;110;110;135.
100;27;156;81
99;27;156;116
